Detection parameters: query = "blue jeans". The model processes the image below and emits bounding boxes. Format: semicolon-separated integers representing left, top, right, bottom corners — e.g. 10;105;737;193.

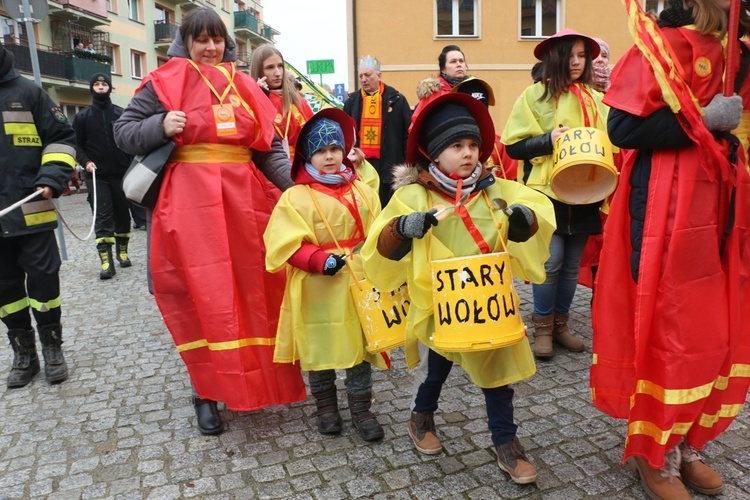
533;233;589;317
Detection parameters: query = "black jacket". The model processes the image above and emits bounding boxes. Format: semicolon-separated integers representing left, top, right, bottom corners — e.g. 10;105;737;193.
344;83;412;201
0;56;77;237
73;98;133;179
607;107;693;281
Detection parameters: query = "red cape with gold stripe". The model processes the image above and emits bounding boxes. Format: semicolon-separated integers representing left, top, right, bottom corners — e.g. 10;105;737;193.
591;22;750;468
143;58;306;411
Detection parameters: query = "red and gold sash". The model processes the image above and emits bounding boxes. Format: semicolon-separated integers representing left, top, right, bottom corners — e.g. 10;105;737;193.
359;81;384;159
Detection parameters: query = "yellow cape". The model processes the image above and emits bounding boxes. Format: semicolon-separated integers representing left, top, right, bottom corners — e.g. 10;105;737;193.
362;178;556;387
501;82;615;201
264;181;387;371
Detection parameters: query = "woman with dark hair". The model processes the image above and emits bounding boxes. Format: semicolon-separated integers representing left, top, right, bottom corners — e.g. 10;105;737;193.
412;45;470;126
592;0;750;497
501;29;612;360
113;7;306;435
250;44;314;158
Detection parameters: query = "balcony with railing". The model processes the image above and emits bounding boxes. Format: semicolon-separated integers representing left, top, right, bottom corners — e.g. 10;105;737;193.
233;10;277;44
48;0;110;27
4;42;111;85
154;21;179;49
236;50;250;70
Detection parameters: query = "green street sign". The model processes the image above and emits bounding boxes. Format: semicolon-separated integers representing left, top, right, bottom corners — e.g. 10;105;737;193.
306;59;335;75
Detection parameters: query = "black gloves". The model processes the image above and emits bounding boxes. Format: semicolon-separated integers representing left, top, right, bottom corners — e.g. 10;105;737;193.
322;254;347;276
396;210;438;239
506;204;536;243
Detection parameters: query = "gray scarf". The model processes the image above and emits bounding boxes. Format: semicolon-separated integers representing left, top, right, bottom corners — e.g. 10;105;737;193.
304;162;353;185
428;162;482;197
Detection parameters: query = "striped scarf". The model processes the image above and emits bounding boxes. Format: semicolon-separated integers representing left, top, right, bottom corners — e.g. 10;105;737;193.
358;81;384;159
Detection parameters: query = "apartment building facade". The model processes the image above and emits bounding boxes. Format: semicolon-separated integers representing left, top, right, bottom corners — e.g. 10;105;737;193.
346;0;669;128
0;0;278;116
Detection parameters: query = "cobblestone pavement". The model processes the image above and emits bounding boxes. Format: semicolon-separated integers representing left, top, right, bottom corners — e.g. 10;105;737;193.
1;192;749;500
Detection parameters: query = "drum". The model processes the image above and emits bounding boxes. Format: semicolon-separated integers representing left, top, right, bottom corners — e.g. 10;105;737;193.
551;127;618;205
350;279;408;353
430;252;526;352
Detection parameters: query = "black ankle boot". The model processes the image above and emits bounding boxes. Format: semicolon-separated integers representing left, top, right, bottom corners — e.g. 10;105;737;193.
193;397;223;435
37;324;68;384
348;392;384;441
115;236;132;268
6;328;40;388
98;243;116;280
312;388;342;434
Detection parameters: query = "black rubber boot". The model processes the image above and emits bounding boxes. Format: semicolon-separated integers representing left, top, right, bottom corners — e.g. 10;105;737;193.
193;397;223;435
6;328;40;388
348;392;384;441
312;387;342;434
115;236;132;268
37;324;68;383
98;243;116;280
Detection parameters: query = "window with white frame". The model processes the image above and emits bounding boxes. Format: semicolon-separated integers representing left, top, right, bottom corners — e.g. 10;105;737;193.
155;4;173;23
131;50;145;79
436;0;478;37
128;0;140;21
644;0;666;15
105;43;120;74
63;104;86;123
520;0;559;38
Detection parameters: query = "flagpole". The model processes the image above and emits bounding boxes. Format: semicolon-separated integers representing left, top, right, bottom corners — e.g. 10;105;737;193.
724;0;741;96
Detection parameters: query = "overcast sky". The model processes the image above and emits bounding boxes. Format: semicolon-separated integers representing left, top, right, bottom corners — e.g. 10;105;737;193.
262;0;350;90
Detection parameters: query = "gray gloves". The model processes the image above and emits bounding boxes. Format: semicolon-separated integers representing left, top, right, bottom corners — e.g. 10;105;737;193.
506;204;536;243
396;209;438;239
703;94;743;131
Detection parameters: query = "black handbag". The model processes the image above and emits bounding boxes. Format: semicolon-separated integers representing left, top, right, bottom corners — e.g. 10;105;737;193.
122;140;175;208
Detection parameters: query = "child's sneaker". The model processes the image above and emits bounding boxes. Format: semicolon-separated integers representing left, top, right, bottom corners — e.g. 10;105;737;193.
408;411;442;455
495;436;538;484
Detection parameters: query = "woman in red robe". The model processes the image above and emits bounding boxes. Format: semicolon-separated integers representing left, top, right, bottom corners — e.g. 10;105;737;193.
114;8;306;435
251;45;314;159
591;1;750;497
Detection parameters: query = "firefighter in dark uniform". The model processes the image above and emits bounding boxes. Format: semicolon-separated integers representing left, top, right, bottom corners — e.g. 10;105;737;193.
73;73;134;279
0;46;77;387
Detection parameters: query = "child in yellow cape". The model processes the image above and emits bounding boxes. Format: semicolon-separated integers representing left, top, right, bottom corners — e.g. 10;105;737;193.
361;93;556;484
263;108;387;442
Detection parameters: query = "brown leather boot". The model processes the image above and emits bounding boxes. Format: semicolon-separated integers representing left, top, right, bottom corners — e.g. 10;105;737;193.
408;411;442;455
532;314;554;359
679;441;724;495
627;453;691;500
552;314;584;352
495;436;538;484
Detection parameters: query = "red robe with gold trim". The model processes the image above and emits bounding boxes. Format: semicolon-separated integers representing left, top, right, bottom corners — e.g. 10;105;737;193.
591;27;750;467
144;58;306;411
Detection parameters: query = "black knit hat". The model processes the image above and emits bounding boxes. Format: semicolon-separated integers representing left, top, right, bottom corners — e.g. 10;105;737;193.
89;73;112;95
423;103;482;160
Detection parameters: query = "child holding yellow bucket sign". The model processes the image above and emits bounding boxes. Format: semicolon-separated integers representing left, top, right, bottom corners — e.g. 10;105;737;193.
263;109;389;442
501;28;616;360
361;93;555;484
